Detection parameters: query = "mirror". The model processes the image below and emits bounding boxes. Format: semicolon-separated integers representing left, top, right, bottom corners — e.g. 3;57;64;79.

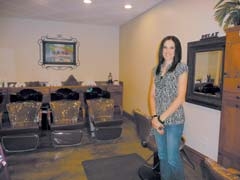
186;36;225;110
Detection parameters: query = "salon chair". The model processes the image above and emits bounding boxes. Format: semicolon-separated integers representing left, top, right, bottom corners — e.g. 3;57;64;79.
49;88;85;129
86;98;123;141
4;88;43;132
1;101;41;152
49;88;85;147
133;109;195;180
133;109;160;180
0;88;43;152
83;87;111;119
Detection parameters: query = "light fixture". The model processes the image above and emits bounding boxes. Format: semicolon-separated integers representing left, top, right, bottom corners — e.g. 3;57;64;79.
83;0;92;4
124;4;132;9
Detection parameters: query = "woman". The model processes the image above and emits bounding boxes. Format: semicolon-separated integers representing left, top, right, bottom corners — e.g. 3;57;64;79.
149;35;188;180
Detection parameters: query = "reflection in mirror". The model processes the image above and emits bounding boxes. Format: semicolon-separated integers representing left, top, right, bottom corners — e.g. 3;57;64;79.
194;50;223;98
186;36;225;110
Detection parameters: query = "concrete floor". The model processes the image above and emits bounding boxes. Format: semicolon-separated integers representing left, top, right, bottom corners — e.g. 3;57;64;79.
5;118;202;180
5;118;152;180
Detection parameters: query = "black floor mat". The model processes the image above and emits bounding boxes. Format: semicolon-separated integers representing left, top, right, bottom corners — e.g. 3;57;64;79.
82;153;145;180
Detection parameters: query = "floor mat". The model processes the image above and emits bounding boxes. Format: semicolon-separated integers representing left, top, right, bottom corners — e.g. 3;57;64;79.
82;153;145;180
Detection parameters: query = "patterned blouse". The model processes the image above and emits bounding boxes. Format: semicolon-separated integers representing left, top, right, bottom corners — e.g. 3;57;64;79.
153;62;188;125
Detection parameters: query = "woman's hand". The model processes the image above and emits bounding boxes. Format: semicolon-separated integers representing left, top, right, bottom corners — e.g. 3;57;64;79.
151;117;164;134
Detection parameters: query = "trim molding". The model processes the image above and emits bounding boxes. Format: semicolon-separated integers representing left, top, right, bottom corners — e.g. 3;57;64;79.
184;145;206;165
123;110;134;121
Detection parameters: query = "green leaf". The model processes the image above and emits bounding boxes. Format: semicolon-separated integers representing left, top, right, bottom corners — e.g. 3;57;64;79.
214;0;240;28
214;0;225;9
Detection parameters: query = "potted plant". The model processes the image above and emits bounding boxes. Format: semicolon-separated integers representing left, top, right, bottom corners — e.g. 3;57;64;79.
214;0;240;29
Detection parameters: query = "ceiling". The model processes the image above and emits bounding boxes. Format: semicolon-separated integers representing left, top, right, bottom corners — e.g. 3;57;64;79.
0;0;163;26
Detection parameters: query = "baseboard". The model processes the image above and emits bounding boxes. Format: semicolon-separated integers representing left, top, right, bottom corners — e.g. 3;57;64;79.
184;145;206;165
123;111;134;121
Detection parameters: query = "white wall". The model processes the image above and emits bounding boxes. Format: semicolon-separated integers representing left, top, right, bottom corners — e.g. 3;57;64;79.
119;0;224;160
0;17;119;83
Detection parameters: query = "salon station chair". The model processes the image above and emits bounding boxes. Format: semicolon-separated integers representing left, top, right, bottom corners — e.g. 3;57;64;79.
133;109;195;180
86;98;123;141
0;88;42;153
133;109;160;180
84;87;123;141
49;88;85;147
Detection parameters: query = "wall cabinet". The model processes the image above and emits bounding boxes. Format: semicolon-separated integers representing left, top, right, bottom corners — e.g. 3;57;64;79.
218;26;240;169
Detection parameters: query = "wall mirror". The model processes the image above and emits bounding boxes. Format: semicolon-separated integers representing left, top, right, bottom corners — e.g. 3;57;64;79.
186;36;225;110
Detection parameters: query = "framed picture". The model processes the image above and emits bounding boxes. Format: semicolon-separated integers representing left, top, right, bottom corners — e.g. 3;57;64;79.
38;35;80;70
43;41;76;65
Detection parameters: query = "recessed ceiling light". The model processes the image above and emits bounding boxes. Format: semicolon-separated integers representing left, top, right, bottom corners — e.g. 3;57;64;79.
124;4;132;9
83;0;92;4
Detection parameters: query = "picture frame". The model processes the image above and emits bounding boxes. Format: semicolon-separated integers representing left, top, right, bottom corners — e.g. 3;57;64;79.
38;35;80;70
43;41;76;66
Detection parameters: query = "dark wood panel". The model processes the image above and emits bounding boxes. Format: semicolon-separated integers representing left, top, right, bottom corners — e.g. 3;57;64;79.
223;78;240;93
219;100;240;156
219;25;240;170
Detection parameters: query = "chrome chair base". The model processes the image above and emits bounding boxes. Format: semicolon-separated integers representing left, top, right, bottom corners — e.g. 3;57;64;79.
51;130;83;147
1;134;39;153
138;165;160;180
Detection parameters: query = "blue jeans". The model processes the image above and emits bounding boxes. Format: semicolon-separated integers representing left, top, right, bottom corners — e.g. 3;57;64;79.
153;124;185;180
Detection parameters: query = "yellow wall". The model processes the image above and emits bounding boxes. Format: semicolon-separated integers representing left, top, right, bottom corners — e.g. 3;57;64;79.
120;0;224;160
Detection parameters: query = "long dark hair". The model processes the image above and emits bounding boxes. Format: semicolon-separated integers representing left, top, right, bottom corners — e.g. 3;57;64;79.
156;36;182;75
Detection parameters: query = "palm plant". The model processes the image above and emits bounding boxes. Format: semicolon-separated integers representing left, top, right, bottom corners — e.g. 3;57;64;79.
214;0;240;29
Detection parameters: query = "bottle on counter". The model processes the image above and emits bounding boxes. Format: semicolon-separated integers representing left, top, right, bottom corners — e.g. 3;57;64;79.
107;72;113;84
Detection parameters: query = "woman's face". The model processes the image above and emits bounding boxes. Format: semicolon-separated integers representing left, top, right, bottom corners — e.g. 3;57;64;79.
162;39;175;62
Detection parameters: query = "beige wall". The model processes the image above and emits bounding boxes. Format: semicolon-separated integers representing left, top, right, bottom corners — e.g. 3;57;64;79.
0;17;119;83
120;0;224;160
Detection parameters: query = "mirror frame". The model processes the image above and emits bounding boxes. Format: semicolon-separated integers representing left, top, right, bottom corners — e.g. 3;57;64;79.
186;36;226;110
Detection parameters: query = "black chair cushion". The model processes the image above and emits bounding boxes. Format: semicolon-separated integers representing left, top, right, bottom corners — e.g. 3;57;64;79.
10;89;43;102
84;87;110;103
51;88;79;101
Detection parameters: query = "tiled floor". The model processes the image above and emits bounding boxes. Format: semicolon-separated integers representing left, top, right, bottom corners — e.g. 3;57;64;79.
5;118;202;180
